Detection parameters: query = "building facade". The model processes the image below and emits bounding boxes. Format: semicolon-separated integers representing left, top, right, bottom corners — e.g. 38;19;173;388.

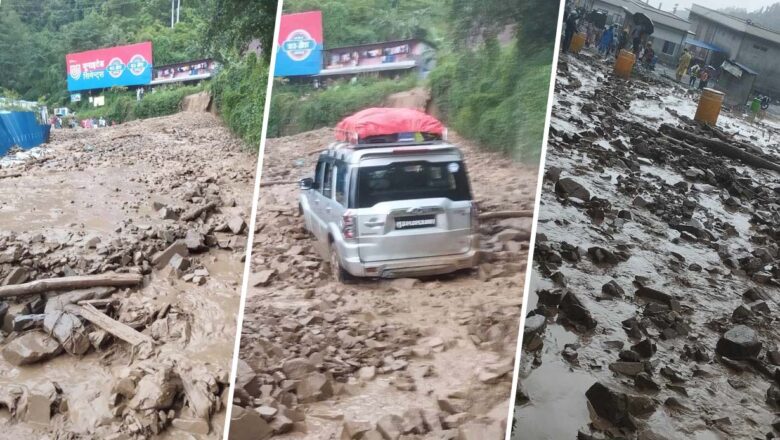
688;4;780;97
587;0;691;65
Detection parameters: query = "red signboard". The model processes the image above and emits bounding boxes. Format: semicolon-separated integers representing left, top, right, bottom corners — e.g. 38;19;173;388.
275;11;323;76
66;42;153;91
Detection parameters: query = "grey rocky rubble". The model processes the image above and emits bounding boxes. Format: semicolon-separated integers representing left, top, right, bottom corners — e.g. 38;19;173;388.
0;111;253;438
515;54;780;439
231;127;536;439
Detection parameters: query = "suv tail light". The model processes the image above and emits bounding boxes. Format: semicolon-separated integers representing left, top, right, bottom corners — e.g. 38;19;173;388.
470;203;479;233
342;210;357;241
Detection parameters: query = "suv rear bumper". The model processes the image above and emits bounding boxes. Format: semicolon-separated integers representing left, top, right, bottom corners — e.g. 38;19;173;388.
341;248;479;278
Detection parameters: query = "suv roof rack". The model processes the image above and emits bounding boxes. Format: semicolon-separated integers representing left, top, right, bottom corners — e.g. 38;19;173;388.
327;139;447;151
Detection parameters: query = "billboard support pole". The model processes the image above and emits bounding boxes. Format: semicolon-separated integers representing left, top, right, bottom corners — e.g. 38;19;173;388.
170;0;175;28
177;0;181;23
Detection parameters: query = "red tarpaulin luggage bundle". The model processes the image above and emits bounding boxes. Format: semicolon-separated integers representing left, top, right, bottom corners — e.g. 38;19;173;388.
335;108;445;144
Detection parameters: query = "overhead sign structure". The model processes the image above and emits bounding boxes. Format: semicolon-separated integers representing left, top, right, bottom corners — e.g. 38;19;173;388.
275;11;323;77
66;42;153;92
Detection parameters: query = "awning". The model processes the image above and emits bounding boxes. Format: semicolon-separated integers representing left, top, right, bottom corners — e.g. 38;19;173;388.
684;38;725;53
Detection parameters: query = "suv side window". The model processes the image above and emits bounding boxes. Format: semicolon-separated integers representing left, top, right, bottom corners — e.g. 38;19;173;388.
335;163;347;206
313;160;323;190
322;161;333;198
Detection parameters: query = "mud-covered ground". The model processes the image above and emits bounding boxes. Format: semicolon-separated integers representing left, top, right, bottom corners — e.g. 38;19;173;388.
513;51;780;440
0;112;254;439
230;127;537;439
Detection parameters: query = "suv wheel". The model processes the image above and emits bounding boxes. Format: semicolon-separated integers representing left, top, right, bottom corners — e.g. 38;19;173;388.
329;245;352;283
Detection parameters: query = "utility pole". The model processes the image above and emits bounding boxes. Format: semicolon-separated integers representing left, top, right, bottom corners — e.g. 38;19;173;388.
171;0;175;28
177;0;181;23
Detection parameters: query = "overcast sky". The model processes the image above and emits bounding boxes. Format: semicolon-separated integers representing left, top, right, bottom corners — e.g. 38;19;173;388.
663;0;779;12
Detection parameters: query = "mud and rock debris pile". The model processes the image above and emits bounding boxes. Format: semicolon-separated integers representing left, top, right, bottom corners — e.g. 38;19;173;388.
0;112;253;439
231;127;536;439
515;52;780;439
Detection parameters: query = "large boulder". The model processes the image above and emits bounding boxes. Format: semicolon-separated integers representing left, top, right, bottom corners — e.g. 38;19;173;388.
715;325;762;360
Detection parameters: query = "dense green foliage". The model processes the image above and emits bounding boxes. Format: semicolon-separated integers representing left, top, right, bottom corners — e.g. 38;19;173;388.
0;0;276;146
211;54;270;146
429;0;559;162
268;76;417;137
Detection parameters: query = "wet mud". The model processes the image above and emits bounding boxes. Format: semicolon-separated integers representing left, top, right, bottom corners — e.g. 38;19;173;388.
0;112;255;439
513;51;780;440
231;126;537;439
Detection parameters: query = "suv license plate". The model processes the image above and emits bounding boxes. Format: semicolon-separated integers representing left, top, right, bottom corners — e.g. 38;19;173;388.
394;215;436;230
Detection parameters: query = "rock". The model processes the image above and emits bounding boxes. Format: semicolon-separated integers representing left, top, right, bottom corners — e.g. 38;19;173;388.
171;418;210;435
457;419;504;440
168;253;191;272
587;247;620;265
296;372;333;403
716;325;762;360
228;216;246;234
376;414;404;439
341;419;373;439
255;405;277;419
442;413;469;429
631;339;656;359
358;366;376;381
768;385;780;408
282;357;316;380
389;278;419;291
609;362;645;376
23;392;52;425
602;280;624;298
270;414;293;434
559;291;597;330
2;332;63;366
228;406;273;440
43;311;91;355
401;408;426;434
128;368;178;410
183;230;206;252
585;382;655;430
2;267;29;286
555;177;590;200
250;270;276;287
635;286;673;306
152;241;188;269
524;314;546;336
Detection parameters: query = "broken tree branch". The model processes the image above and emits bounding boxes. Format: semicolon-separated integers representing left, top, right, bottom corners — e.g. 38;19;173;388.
479;210;534;220
659;124;780;173
69;304;154;347
0;273;143;299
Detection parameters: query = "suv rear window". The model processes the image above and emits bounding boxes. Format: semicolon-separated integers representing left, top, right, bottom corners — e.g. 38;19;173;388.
355;160;472;208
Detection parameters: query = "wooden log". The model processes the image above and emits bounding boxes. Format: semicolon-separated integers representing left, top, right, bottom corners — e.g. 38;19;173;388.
0;273;142;299
181;202;217;221
659;124;780;173
479;210;534;220
69;304;153;347
0;172;22;179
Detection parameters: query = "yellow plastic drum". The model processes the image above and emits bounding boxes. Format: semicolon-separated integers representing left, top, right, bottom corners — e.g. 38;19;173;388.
614;50;635;79
570;33;587;54
694;88;725;125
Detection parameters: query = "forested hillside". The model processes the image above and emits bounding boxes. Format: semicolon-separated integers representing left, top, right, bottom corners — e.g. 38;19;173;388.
270;0;559;162
0;0;276;145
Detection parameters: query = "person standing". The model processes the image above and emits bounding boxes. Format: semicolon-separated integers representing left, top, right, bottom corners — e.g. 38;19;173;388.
689;64;700;88
563;12;578;53
676;49;692;82
698;68;709;90
598;26;614;56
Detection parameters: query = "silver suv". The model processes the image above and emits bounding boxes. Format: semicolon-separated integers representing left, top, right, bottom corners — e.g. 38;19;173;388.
299;138;479;282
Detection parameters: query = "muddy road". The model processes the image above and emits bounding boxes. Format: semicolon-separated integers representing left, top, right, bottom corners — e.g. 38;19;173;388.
514;52;780;439
0;112;255;439
231;127;537;439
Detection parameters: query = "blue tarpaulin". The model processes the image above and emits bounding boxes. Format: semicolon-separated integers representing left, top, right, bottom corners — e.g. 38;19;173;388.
0;111;51;156
684;38;725;53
